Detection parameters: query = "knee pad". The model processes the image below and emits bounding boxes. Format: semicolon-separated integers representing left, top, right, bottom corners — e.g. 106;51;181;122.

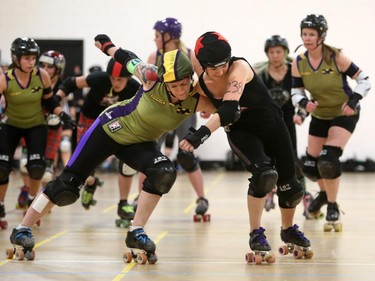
317;145;343;179
143;156;177;195
0;160;11;181
60;135;72;153
277;176;304;208
43;172;83;206
176;150;199;172
118;161;137;177
302;153;321;182
247;162;278;198
26;158;46;180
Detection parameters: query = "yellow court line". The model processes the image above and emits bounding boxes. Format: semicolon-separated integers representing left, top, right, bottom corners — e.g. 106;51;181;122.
112;230;168;281
0;230;68;266
183;171;226;213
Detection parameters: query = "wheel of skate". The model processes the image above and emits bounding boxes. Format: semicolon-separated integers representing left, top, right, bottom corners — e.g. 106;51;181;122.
323;223;334;232
25;250;35;260
334;223;343;232
304;249;314;259
123;251;132;263
115;219;121;227
245;252;254;264
147;254;158;264
0;220;8;229
293;248;304;259
202;214;211;222
278;245;289;255
265;253;276;263
91;200;97;206
253;254;262;265
15;249;25;260
5;248;14;259
136;253;147;264
35;220;41;227
193;215;202;222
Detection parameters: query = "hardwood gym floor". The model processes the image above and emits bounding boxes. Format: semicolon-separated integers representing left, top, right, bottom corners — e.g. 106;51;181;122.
1;170;374;281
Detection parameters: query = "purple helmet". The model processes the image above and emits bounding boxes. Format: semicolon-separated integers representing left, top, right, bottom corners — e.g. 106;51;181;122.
153;17;182;39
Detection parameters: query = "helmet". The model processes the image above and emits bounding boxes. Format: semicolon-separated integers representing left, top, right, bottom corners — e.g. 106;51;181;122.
106;58;131;77
89;65;103;73
300;14;328;38
195;32;231;68
158;50;193;82
264;35;289;53
11;37;40;58
153;17;182;39
39;50;66;74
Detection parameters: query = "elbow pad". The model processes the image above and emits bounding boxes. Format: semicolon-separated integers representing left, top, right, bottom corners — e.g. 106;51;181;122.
217;100;241;126
59;77;77;96
291;88;307;107
43;95;60;113
354;71;371;98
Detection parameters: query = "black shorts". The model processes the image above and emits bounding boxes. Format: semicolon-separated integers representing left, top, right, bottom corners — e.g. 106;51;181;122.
309;114;359;138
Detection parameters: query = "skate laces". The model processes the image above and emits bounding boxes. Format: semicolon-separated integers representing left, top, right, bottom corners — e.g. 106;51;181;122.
15;228;33;239
196;197;208;206
252;227;269;245
133;229;150;244
287;224;309;243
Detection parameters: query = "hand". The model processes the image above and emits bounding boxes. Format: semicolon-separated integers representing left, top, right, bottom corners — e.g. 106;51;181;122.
341;103;358;116
135;62;158;83
293;114;303;125
59;112;77;130
200;111;211;119
94;34;115;56
306;100;318;113
180;126;211;150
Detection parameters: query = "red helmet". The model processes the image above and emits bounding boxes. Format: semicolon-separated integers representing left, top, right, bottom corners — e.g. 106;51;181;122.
39;50;66;74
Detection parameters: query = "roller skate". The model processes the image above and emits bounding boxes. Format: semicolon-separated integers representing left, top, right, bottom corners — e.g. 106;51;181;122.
323;202;342;232
302;192;312;218
264;190;275;212
16;185;29;209
123;228;157;264
0;204;8;229
131;195;139;212
81;177;102;210
245;227;275;264
6;227;35;260
115;200;134;228
193;197;210;222
279;224;313;259
305;191;327;219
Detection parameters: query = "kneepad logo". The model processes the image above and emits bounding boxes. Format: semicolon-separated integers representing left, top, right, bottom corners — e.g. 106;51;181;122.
154;156;168;164
278;184;291;192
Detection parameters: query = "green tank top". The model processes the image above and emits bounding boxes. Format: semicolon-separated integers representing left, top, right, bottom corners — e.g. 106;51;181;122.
297;51;352;119
4;68;46;128
100;82;199;145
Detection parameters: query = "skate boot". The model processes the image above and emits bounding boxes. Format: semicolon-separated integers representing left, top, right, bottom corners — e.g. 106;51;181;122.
6;227;35;260
115;200;135;228
16;185;29;209
264;191;275;212
302;192;313;218
193;197;210;222
123;228;157;264
246;227;275;264
0;204;7;229
131;195;139;212
279;224;313;259
81;177;102;209
306;191;327;219
323;202;342;232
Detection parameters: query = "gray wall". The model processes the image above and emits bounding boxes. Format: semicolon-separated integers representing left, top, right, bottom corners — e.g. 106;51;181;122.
1;0;374;160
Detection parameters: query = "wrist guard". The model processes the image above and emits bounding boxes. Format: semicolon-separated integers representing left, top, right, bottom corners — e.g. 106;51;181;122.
184;126;211;149
347;93;362;110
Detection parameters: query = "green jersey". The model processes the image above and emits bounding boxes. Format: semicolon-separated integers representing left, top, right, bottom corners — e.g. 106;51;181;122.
4;67;46;128
296;51;353;119
100;82;200;145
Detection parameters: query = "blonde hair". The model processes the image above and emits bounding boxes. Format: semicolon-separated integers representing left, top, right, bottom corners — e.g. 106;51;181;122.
322;44;342;64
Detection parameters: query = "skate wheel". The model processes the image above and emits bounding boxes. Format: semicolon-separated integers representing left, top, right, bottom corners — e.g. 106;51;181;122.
264;253;276;263
304;249;314;259
147;253;158;264
123;251;133;263
245;252;254;264
253;254;263;265
0;220;8;229
115;219;121;227
193;214;202;222
35;220;41;227
91;200;97;206
5;248;14;259
334;223;343;232
202;214;211;222
15;249;25;260
25;250;35;260
323;223;334;232
293;248;304;259
278;245;289;255
135;253;147;264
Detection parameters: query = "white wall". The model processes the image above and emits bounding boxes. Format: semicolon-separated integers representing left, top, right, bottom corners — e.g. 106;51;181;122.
1;0;374;161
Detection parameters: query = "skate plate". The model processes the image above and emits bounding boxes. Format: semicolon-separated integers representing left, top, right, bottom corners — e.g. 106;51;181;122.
245;250;275;264
193;213;211;222
6;246;35;260
115;218;132;228
279;243;313;259
323;221;342;232
123;248;157;264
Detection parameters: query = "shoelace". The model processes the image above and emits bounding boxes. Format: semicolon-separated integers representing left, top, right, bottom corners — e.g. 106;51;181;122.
16;228;32;239
253;227;269;245
134;230;149;244
290;225;309;243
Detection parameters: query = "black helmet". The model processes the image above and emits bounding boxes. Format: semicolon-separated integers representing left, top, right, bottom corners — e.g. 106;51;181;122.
39;50;66;74
195;31;231;68
89;65;103;73
158;49;193;82
106;58;131;77
11;37;40;58
264;35;289;53
300;14;328;38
